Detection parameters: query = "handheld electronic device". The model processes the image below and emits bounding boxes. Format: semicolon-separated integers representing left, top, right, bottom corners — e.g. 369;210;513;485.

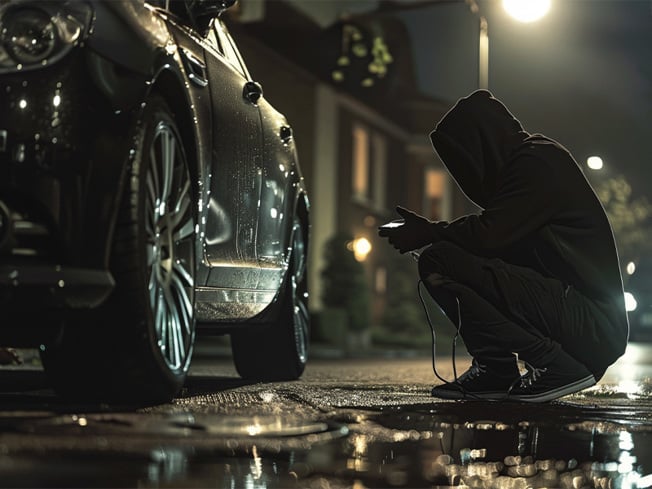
379;220;405;229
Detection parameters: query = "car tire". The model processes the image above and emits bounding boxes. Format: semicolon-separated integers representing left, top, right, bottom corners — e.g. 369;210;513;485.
231;217;309;381
40;96;197;403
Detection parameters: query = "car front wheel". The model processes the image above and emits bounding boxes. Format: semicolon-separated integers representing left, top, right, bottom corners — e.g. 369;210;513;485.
41;96;196;403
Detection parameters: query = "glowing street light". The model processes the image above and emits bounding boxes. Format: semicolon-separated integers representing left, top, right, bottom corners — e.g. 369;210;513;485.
477;0;549;89
503;0;551;23
587;156;604;171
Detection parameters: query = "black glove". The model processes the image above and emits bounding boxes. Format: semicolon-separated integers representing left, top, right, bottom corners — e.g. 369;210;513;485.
378;206;434;253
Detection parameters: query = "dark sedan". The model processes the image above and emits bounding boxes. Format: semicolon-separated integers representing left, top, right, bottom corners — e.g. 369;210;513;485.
0;0;310;402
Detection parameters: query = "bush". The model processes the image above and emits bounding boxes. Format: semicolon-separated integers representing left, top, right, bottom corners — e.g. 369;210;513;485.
321;232;370;332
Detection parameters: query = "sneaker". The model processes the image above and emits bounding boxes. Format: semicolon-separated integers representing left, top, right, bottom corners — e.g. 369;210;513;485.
507;351;596;403
431;359;520;401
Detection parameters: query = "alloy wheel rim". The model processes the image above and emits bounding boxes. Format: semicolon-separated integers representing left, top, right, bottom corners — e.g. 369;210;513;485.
144;121;195;372
291;220;308;364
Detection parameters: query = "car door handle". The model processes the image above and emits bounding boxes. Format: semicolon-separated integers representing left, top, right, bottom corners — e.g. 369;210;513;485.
280;125;293;144
180;48;208;88
243;81;263;105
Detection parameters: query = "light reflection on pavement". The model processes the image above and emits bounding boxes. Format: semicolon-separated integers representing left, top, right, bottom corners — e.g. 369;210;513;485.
0;342;648;487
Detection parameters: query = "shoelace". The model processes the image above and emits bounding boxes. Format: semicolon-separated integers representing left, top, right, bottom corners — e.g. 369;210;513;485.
457;360;487;383
519;362;548;388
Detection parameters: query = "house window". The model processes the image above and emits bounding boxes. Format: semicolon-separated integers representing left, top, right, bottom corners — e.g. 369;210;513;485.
351;123;388;211
372;133;387;211
424;168;448;220
352;123;370;201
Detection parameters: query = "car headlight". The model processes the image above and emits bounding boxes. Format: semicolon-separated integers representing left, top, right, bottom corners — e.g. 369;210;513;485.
0;1;93;73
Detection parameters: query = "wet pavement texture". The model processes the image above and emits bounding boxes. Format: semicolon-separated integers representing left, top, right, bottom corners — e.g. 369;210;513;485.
0;342;649;488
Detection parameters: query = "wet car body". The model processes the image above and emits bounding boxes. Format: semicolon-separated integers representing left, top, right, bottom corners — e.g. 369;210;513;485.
0;0;310;401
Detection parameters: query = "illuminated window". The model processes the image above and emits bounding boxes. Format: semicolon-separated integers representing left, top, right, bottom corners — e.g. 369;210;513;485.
372;133;387;210
424;168;448;220
352;124;388;211
352;124;370;200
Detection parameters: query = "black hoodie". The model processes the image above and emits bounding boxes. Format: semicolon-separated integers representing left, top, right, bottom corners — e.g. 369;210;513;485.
429;90;628;347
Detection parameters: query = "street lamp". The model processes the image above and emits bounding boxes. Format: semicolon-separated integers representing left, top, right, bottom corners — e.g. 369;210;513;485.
473;0;550;89
503;0;551;23
587;156;604;171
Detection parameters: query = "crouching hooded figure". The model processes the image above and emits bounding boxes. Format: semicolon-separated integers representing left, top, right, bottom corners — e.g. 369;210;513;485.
379;90;628;402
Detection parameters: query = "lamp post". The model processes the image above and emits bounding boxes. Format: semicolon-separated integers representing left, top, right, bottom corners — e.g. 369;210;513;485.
472;0;551;89
367;0;550;90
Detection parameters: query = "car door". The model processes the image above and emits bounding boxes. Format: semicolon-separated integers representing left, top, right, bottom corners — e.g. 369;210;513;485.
202;19;264;283
256;99;295;271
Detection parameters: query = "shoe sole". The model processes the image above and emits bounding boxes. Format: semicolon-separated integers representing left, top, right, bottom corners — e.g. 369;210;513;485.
431;386;509;401
507;375;596;403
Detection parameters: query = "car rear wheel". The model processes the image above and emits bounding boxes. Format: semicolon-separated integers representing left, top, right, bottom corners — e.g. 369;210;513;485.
41;96;196;403
231;217;309;380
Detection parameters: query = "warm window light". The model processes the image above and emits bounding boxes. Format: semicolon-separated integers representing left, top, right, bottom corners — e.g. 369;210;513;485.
587;156;604;170
503;0;550;23
349;237;372;262
626;262;636;275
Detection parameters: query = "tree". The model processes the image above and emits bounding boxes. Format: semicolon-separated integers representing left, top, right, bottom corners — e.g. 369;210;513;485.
320;232;370;332
382;252;424;335
595;175;652;262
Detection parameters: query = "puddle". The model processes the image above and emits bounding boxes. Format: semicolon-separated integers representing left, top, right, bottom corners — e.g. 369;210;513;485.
0;405;649;488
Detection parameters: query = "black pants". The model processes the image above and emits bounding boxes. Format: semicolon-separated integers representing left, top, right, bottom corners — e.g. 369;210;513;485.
418;241;616;380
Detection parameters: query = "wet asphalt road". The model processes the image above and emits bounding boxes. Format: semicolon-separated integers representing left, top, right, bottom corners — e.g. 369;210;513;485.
0;342;650;488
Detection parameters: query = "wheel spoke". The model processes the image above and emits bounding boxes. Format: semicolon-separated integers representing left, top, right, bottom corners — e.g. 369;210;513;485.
156;288;166;346
174;218;194;242
173;313;184;368
173;179;191;217
149;146;161;210
163;285;184;368
146;169;158;220
146;243;157;267
173;259;194;288
170;196;191;233
148;266;157;306
160;130;175;205
171;272;193;334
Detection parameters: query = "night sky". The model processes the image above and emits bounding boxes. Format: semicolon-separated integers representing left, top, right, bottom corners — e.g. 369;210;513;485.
400;0;652;199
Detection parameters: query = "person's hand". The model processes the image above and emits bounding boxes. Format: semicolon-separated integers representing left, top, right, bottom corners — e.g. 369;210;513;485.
378;206;433;253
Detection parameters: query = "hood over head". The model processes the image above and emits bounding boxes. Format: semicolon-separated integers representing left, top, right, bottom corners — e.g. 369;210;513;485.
430;90;529;208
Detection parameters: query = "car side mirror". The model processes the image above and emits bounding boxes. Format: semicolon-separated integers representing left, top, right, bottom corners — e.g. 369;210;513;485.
187;0;237;36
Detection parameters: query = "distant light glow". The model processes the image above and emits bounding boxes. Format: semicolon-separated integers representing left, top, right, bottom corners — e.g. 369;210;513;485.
626;262;636;275
246;424;262;436
587;156;604;170
503;0;550;23
18;99;27;109
349;237;372;262
617;379;641;397
625;292;637;312
53;94;61;107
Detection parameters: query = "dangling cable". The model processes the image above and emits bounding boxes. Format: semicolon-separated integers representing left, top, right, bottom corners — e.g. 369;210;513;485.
418;279;489;401
451;296;461;382
418;280;466;388
417;279;452;386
